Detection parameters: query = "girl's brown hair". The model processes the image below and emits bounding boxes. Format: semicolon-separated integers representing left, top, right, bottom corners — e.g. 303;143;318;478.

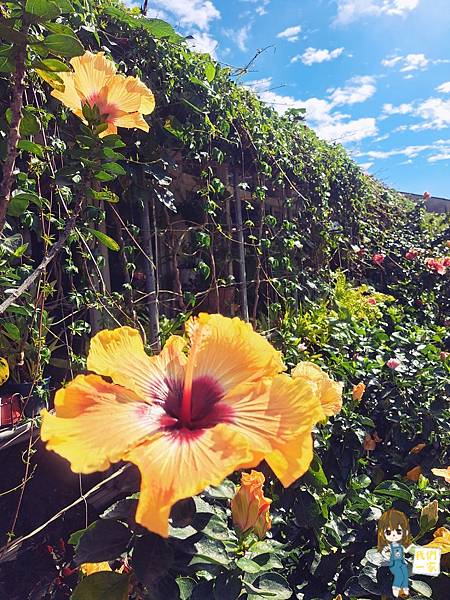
377;509;411;551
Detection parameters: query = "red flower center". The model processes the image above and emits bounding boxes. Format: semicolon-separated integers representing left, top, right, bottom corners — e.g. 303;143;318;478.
162;376;234;431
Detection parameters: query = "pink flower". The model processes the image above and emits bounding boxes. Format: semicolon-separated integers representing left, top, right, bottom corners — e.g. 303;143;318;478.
440;352;450;361
386;358;401;370
367;297;377;305
443;257;450;267
425;258;447;275
405;249;419;260
423;191;431;200
372;253;385;266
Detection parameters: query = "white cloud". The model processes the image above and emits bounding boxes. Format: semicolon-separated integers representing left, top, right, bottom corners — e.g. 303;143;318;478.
382;56;403;68
436;81;450;94
334;0;419;26
428;152;450;162
400;53;428;72
249;77;378;143
412;97;450;130
382;102;414;116
328;75;377;106
381;53;448;73
224;24;251;51
358;161;373;172
186;31;218;58
292;47;344;66
149;0;220;30
276;25;301;42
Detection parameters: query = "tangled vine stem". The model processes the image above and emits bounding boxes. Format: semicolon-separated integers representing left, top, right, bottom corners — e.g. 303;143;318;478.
0;196;84;315
0;19;30;235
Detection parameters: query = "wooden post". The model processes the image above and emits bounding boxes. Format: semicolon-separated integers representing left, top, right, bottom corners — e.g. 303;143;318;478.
141;188;161;352
233;167;249;322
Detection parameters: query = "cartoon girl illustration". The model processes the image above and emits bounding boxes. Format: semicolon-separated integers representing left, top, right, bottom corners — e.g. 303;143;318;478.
378;509;411;598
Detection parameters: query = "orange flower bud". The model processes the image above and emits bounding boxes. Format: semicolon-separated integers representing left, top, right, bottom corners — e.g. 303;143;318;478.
231;470;272;538
352;382;366;401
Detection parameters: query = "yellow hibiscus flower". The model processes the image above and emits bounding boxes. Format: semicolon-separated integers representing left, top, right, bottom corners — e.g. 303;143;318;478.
41;314;337;538
50;51;155;136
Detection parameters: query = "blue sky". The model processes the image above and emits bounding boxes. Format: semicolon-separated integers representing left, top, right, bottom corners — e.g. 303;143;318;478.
127;1;450;197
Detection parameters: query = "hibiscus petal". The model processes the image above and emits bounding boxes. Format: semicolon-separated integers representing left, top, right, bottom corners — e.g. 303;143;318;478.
113;111;150;132
50;73;82;113
187;313;284;395
126;424;252;537
71;51;116;103
87;327;186;403
41;374;165;473
124;77;155;114
292;361;342;417
102;74;144;113
224;374;322;484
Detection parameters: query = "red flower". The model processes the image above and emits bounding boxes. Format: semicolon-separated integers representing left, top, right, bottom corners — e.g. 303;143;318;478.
367;297;377;305
423;191;431;200
405;249;419;260
372;253;385;265
386;358;401;370
440;351;450;361
425;258;447;275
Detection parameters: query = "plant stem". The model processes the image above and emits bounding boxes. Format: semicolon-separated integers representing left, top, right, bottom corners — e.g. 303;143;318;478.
0;196;84;315
0;21;30;235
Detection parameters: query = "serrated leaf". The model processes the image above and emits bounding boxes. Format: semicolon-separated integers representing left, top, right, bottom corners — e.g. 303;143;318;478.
89;229;120;251
71;572;129;600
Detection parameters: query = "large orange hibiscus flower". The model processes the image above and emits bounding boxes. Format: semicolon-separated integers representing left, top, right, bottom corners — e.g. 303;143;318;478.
50;51;155;136
41;314;338;537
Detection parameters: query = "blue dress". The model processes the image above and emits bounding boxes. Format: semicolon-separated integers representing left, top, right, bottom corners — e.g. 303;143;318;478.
388;543;409;590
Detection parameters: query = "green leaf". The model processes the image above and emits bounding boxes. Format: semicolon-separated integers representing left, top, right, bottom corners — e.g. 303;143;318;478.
410;580;433;598
88;229;120;251
237;557;263;573
44;33;84;58
7;194;29;217
177;577;196;600
419;500;438;533
132;534;173;587
245;573;292;599
2;323;21;341
214;573;242;599
36;68;64;90
71;572;129;600
95;170;116;182
205;62;216;82
373;480;413;504
191;538;231;566
34;57;70;71
90;189;120;203
143;18;181;40
20;111;40;136
17;140;45;158
204;479;236;500
73;520;132;565
308;452;328;487
102;162;126;176
25;0;62;21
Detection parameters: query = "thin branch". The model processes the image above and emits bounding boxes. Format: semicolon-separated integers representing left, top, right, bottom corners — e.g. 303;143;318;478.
0;465;130;561
0;196;84;315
